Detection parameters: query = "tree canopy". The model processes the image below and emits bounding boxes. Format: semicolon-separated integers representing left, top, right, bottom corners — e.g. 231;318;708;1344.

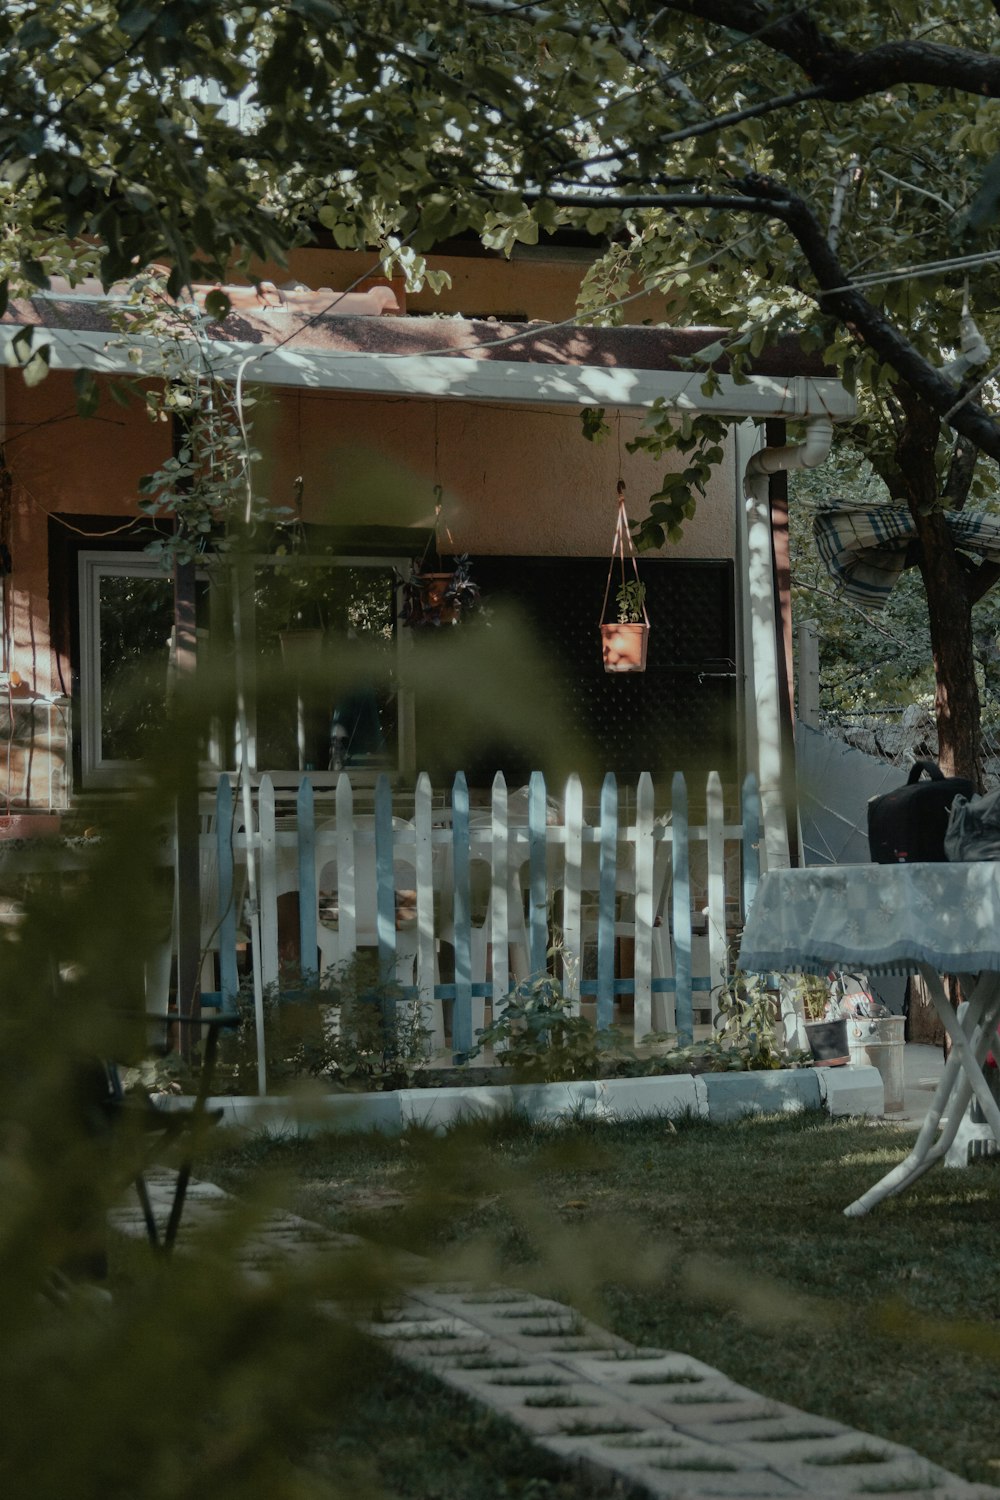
6;4;1000;429
7;1;1000;772
7;3;1000;508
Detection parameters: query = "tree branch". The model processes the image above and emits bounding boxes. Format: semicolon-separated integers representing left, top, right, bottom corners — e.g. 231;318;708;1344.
735;173;1000;467
654;0;1000;100
463;0;701;104
468;0;1000;104
559;83;826;168
532;171;1000;466
793;577;914;645
944;426;979;511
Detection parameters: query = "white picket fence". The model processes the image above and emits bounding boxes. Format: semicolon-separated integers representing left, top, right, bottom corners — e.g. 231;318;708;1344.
200;769;761;1059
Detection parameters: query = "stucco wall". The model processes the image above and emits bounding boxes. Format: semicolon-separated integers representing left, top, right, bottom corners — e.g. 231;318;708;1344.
258;390;736;559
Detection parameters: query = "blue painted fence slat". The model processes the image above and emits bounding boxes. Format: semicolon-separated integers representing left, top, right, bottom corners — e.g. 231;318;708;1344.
528;770;548;977
742;772;761;916
374;774;396;1004
215;776;239;1007
451;772;473;1056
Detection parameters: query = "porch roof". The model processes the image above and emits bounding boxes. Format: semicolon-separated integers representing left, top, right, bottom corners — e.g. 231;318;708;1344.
0;279;855;421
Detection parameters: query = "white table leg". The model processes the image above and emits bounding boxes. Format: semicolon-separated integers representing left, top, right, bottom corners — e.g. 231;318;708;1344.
844;966;1000;1217
931;970;1000;1142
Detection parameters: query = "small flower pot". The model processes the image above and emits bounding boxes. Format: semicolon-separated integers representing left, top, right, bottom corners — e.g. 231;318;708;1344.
805;1017;850;1067
402;572;463;628
600;622;648;673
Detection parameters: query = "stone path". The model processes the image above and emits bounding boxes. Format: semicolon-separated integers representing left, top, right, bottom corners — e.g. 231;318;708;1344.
109;1171;1000;1500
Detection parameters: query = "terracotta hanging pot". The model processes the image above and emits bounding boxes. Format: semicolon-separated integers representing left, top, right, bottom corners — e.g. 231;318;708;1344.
403;571;461;627
401;557;480;629
600;621;649;673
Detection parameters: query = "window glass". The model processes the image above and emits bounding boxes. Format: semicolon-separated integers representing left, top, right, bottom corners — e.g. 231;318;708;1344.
97;570;174;761
252;561;400;773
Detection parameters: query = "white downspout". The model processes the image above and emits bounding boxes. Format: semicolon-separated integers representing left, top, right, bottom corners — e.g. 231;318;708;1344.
742;415;833;872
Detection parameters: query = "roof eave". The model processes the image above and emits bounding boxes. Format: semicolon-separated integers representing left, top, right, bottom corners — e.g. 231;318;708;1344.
0;325;856;421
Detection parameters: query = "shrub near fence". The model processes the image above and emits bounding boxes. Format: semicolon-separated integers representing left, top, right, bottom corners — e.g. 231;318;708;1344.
201;769;762;1072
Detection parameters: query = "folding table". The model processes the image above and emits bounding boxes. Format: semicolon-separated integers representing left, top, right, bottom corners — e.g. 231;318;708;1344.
738;862;1000;1217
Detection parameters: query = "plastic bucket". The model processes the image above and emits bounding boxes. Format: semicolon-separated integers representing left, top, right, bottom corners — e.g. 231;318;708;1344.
848;1015;906;1112
805;1018;850;1067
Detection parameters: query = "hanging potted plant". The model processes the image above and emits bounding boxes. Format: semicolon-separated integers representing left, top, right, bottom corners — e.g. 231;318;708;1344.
400;490;481;629
600;481;649;672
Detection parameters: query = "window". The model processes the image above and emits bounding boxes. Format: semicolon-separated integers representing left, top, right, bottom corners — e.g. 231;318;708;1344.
76;547;414;789
236;553;414;783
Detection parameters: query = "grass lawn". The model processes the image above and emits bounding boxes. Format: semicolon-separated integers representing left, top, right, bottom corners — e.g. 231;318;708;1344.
203;1110;1000;1490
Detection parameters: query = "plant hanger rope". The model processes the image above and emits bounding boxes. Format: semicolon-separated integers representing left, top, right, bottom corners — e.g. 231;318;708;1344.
416;486;458;574
600;481;649;627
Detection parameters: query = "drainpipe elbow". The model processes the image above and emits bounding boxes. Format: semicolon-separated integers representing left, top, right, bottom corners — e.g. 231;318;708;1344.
743;414;834;498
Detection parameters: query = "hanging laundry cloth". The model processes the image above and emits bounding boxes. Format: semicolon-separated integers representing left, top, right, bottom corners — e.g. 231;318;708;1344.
812;505;1000;608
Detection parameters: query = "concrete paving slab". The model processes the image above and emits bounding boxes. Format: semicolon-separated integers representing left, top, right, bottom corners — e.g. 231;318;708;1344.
109;1165;1000;1500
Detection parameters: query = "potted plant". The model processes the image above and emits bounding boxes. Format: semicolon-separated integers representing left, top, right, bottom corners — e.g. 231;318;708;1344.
400;552;481;629
712;966;785;1069
600;578;649;672
796;973;850;1066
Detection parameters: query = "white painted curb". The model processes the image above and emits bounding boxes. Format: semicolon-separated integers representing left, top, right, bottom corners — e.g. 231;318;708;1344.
153;1063;884;1135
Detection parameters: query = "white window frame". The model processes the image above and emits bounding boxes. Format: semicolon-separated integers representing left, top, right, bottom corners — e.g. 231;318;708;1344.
78;551;180;789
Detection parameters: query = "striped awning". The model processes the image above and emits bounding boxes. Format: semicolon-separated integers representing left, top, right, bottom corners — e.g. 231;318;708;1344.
812;505;1000;607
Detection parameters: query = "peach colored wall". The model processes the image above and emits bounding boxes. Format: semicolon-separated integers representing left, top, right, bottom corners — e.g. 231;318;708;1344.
255;389;735;560
3;370;171;696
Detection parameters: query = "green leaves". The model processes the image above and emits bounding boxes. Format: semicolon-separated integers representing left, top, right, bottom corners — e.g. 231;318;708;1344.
73;368;101;417
580;407;610;444
957;149;1000;237
11;326;50;387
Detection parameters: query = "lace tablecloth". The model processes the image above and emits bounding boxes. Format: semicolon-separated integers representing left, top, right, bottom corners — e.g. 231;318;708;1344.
738;862;1000;975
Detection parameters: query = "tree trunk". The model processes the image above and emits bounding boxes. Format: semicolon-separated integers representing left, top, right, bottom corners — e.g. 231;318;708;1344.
895;387;983;785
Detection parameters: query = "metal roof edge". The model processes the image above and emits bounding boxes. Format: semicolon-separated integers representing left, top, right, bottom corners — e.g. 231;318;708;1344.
0;326;856;420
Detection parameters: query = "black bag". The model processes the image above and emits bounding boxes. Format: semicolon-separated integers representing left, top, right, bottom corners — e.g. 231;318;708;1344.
867;760;976;864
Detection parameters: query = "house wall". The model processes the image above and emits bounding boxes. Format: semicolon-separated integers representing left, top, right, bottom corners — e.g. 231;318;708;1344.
4;373;736;696
256;390;736;559
4;370;171;701
0;262;739;805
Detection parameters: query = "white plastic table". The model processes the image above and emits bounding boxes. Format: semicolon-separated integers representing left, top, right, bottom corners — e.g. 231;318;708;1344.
738;862;1000;1217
